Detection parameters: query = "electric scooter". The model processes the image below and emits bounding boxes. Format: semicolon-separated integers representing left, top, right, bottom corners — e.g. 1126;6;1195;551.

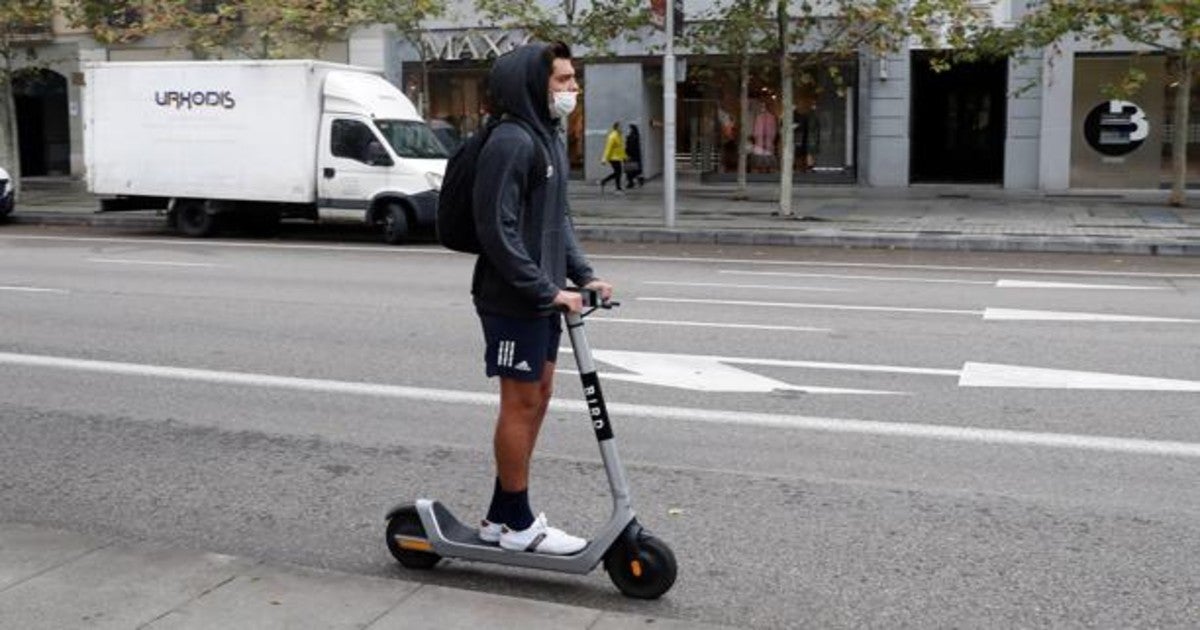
384;289;677;599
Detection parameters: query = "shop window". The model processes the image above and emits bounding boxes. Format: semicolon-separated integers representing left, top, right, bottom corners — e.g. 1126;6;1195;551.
679;57;856;182
1070;55;1167;189
403;61;586;174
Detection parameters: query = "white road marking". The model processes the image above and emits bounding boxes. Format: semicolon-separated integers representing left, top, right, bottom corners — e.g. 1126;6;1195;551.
564;348;959;377
565;348;1200;392
642;297;1198;324
88;258;224;268
573;349;903;394
586;318;830;333
723;270;1170;291
719;270;993;286
639;297;978;316
0;286;68;294
994;279;1166;290
644;280;853;292
0;235;451;255
982;308;1199;323
959;362;1200;391
594;254;1200;279
2;350;1198;458
560;369;897;395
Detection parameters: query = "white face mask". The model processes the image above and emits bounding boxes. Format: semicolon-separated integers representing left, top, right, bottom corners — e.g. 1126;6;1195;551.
550;90;577;119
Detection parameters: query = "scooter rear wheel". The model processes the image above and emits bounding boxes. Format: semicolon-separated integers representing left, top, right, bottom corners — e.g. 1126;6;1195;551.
386;505;441;569
604;533;677;599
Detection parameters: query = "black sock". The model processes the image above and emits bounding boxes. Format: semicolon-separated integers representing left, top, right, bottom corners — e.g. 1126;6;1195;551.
485;478;535;530
485;477;505;525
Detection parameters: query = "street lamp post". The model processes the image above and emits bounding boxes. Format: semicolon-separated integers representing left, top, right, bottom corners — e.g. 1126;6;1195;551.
663;1;676;228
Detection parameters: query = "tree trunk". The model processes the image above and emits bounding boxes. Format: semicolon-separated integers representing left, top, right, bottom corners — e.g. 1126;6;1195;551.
737;51;749;196
0;57;21;202
420;55;430;119
777;1;794;216
1169;54;1191;207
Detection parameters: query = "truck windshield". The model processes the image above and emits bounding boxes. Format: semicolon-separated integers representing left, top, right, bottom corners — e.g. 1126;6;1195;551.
374;120;449;160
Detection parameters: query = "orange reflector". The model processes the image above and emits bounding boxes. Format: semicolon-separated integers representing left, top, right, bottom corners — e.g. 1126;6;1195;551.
630;559;643;578
396;536;433;552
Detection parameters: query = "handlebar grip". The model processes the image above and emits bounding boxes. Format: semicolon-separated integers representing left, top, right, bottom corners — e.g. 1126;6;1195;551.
568;287;618;309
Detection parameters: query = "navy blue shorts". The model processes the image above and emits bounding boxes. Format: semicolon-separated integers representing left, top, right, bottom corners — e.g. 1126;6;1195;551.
479;313;562;382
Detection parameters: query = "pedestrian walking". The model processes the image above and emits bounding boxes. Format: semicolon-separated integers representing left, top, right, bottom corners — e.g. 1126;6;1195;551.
624;124;644;189
600;121;627;193
471;41;614;555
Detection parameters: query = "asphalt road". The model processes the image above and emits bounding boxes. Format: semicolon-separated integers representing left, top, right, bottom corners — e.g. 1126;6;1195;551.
2;226;1199;628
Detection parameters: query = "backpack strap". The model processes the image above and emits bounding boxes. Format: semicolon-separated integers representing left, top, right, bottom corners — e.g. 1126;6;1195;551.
497;117;550;196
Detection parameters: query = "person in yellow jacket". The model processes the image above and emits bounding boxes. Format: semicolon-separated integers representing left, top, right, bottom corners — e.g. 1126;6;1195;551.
599;121;627;193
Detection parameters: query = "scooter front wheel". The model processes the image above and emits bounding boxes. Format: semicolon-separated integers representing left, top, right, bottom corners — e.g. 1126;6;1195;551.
385;505;441;570
604;532;677;599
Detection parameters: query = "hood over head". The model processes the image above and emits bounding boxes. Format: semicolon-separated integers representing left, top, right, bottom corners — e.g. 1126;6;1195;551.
488;43;556;138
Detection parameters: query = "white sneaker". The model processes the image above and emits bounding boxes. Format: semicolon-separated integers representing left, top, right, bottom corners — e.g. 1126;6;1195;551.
478;519;503;544
499;513;587;555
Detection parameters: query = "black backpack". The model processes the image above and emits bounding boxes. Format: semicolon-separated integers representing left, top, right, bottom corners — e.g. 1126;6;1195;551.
436;117;548;254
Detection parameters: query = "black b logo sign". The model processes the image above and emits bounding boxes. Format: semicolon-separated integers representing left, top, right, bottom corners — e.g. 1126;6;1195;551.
1083;100;1149;157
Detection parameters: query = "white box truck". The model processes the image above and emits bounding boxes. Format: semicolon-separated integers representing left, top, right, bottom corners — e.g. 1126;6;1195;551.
84;60;447;243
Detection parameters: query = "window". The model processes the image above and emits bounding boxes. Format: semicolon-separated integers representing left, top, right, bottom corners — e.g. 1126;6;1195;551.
374;120;449;159
331;119;382;163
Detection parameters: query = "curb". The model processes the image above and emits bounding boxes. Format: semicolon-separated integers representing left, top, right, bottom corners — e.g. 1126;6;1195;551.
9;212;166;230
572;226;1200;257
9;212;1200;257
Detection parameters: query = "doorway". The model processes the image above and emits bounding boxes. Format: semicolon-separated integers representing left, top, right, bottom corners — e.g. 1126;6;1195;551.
14;69;71;176
910;52;1007;183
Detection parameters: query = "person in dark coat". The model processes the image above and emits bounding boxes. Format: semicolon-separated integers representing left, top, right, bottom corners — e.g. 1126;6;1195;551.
471;41;614;555
624;124;645;188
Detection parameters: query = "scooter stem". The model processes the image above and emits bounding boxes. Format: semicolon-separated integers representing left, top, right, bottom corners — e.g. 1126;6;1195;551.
564;310;634;516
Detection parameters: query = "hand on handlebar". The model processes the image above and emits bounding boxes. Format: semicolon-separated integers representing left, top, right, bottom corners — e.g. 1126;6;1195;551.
553;290;584;314
583;280;614;303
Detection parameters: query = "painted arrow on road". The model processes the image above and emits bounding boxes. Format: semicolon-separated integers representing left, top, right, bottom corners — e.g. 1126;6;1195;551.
579;349;904;395
563;348;1200;394
958;362;1200;391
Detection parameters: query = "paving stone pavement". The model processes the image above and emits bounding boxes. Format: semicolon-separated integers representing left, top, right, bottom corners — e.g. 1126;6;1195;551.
0;522;736;630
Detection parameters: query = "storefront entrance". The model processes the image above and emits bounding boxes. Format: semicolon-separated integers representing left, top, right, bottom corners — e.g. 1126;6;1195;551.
14;69;71;176
910;52;1007;183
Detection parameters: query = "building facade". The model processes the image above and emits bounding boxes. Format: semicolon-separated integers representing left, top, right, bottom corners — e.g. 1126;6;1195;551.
10;1;1199;192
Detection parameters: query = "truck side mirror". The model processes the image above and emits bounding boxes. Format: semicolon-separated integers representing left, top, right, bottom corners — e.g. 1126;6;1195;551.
365;141;393;167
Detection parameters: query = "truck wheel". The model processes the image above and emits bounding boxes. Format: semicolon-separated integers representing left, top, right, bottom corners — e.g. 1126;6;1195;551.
176;200;217;237
382;203;410;245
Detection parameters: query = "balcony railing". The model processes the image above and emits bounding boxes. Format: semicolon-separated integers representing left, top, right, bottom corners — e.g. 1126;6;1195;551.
9;22;54;42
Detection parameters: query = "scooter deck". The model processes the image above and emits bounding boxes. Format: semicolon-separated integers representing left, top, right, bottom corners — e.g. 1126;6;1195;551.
413;500;629;574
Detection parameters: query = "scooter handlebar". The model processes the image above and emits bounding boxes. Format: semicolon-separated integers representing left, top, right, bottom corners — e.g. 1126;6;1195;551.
569;287;619;310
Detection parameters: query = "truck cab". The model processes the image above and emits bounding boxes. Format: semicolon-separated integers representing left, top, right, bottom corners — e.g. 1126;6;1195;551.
317;71;446;244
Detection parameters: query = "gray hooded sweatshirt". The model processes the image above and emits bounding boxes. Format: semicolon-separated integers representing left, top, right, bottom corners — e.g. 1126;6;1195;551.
471;44;595;318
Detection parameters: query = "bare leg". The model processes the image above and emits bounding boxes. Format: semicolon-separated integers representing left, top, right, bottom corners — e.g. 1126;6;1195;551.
494;361;556;492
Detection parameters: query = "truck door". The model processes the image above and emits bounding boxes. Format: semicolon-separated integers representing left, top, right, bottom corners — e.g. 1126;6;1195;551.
318;116;394;220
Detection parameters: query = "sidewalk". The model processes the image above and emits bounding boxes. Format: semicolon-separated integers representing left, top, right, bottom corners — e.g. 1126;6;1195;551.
8;176;1200;256
0;522;733;630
